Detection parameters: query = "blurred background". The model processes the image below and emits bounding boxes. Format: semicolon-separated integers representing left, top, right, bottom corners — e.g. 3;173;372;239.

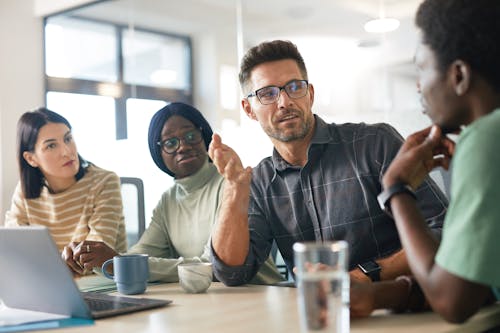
1;0;440;226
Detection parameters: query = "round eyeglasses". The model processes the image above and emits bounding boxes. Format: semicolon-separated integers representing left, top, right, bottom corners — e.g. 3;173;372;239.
157;128;203;154
246;80;309;105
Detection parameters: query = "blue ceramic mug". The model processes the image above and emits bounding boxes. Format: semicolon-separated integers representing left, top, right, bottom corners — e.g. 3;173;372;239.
102;254;149;295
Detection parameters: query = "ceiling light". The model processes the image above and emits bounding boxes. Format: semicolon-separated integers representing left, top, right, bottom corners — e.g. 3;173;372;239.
364;17;400;33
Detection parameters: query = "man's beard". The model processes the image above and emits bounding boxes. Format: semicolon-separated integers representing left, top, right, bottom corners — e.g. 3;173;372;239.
439;125;461;135
263;112;313;142
423;105;463;134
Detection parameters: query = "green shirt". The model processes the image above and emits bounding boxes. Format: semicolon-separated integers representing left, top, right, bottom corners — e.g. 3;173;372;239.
436;109;500;297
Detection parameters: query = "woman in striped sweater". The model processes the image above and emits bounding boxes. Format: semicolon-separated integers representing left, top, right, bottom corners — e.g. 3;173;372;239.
5;108;127;273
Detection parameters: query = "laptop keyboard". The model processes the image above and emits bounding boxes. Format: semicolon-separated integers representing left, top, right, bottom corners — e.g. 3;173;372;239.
84;297;138;312
80;292;171;318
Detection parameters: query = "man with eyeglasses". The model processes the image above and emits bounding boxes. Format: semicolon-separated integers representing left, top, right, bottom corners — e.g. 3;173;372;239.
209;40;448;286
64;102;283;285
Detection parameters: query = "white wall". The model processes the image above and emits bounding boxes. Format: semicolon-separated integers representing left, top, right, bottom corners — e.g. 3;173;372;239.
34;0;98;17
0;0;44;224
0;0;239;224
0;0;431;223
0;0;98;223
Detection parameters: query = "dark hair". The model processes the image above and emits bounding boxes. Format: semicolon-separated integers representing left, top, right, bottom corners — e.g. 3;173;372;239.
239;40;308;93
17;107;87;199
148;102;213;177
416;0;500;91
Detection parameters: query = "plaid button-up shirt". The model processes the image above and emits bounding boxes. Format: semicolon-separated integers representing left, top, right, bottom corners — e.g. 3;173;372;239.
213;116;448;285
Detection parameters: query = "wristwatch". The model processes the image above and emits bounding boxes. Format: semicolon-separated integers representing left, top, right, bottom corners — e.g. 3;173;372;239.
377;182;416;215
358;260;381;282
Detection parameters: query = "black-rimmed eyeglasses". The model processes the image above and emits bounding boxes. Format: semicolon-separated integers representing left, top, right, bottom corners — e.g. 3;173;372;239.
246;80;309;105
157;128;203;154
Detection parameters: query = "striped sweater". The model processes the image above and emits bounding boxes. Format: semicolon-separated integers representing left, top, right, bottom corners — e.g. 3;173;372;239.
5;164;127;252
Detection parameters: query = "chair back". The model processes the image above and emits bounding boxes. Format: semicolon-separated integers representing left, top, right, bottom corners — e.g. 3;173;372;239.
271;240;290;281
120;177;146;248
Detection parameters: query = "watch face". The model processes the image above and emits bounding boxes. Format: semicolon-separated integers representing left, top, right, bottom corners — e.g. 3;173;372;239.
359;261;380;273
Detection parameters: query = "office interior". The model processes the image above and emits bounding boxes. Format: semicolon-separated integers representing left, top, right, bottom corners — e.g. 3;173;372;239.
0;0;446;227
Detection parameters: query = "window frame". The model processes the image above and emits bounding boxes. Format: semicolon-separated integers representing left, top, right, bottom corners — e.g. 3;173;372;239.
43;15;193;140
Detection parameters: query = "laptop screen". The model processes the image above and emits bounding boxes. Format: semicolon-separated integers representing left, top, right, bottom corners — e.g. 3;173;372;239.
0;226;170;319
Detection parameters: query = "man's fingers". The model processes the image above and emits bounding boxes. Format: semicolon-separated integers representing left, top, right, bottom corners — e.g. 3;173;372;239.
211;133;221;143
208;135;217;159
398;126;433;155
208;134;222;158
422;125;442;146
415;125;434;138
406;125;441;149
209;135;250;183
425;125;456;159
409;125;444;159
212;149;228;173
225;157;242;178
209;133;222;149
441;137;456;156
221;159;252;184
432;156;451;170
406;126;433;144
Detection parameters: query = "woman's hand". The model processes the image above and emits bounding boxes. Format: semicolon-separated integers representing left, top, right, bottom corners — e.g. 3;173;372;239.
62;242;84;276
62;240;117;275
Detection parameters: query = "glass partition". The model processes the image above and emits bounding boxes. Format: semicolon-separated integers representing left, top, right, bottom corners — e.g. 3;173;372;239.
45;16;117;82
123;29;191;90
44;0;432;222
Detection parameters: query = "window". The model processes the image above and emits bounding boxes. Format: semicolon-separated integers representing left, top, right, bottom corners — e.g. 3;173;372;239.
123;30;191;90
44;15;193;224
45;15;192;140
45;16;117;82
46;92;116;165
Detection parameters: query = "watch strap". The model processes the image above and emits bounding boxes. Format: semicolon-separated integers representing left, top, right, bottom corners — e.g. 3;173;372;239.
377;182;417;215
367;268;380;282
357;261;381;282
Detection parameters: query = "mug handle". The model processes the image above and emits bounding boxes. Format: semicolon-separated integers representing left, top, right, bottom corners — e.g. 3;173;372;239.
101;258;114;279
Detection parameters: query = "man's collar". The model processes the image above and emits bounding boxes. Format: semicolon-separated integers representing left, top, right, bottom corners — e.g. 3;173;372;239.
271;115;334;171
310;115;333;145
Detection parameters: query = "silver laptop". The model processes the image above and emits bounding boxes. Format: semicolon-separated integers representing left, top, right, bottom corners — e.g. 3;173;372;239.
0;226;171;319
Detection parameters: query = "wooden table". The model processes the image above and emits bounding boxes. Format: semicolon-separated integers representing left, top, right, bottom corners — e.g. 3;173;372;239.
37;282;500;333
